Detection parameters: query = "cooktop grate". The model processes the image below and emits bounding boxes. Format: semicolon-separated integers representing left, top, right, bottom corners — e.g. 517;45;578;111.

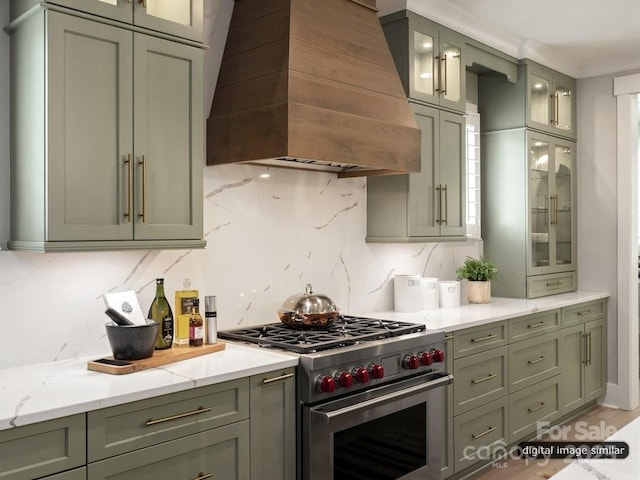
218;316;425;354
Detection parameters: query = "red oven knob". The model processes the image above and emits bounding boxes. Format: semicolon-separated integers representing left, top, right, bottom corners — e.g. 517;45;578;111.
369;363;385;379
335;371;354;388
352;367;369;384
431;348;445;363
403;355;420;370
420;351;433;366
316;375;336;393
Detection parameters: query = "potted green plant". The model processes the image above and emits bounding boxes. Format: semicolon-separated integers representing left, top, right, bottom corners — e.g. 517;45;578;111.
456;256;498;304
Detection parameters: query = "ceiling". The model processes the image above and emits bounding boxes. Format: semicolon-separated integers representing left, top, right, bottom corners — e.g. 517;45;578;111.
377;0;640;79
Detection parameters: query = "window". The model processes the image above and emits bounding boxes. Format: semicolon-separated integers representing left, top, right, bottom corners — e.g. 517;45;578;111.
465;104;481;238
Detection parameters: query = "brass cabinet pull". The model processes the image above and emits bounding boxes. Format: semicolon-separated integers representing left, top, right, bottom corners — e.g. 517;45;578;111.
262;372;295;385
582;332;588;365
145;406;212;426
527;401;547;414
138;155;146;222
441;54;447;96
546;281;563;288
470;334;497;343
444;334;454;341
471;373;497;385
550;194;558;225
577;309;592;317
527;321;546;329
434;55;441;93
123;154;132;222
435;185;443;225
471;425;497;440
551;93;559;126
193;473;213;480
442;184;448;225
528;355;546;365
587;331;593;365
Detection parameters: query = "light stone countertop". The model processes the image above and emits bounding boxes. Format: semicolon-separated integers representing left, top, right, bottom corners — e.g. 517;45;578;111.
0;342;298;432
0;290;609;433
359;290;610;332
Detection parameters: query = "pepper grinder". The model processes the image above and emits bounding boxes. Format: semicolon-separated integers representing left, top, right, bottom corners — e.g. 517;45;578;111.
204;296;217;344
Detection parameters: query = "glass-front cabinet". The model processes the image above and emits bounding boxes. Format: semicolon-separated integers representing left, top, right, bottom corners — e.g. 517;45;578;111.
46;0;203;41
382;11;466;112
528;131;576;274
527;61;576;139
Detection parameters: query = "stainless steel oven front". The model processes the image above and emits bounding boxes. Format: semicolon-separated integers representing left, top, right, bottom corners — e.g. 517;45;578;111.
302;371;452;480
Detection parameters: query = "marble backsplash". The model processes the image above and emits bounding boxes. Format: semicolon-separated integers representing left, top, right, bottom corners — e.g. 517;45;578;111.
0;164;481;368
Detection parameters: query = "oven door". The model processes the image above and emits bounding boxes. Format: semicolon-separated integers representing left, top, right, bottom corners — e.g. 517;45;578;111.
302;372;452;480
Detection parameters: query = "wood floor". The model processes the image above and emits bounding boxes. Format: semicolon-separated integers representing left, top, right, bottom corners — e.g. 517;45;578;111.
466;401;640;480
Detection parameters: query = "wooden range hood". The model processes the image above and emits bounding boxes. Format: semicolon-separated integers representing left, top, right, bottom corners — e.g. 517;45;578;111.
207;0;421;177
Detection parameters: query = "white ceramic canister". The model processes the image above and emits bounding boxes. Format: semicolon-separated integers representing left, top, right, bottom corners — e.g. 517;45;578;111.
421;277;439;310
439;281;461;308
394;274;423;312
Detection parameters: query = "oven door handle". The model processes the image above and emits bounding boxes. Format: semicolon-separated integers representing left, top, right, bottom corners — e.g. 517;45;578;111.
310;373;453;424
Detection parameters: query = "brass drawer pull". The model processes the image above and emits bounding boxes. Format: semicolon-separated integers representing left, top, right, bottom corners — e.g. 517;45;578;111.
527;402;547;414
444;335;454;341
527;321;546;329
471;373;497;385
138;155;146;222
528;356;546;365
470;334;497;343
546;281;563;288
123;154;132;222
587;331;593;365
193;473;213;480
472;425;497;440
577;309;593;316
262;372;295;385
145;406;212;426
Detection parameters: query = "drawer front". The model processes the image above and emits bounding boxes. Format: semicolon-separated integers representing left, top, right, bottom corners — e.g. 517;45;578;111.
527;272;577;298
88;419;250;480
454;346;508;415
453;322;508;358
509;331;560;393
0;414;86;480
88;378;249;462
453;397;508;473
562;299;607;327
508;375;560;443
509;310;560;342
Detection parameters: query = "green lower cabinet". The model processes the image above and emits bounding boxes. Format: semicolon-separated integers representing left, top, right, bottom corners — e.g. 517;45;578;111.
508;331;560;393
250;369;296;480
88;420;250;480
508;375;561;443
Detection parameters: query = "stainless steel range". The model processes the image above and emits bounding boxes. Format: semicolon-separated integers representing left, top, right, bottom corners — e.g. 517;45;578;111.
219;316;452;480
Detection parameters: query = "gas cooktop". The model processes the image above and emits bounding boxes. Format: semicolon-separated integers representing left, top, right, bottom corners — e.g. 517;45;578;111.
218;316;426;354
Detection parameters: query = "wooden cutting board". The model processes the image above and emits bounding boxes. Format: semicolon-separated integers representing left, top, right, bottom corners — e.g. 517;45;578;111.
87;342;226;375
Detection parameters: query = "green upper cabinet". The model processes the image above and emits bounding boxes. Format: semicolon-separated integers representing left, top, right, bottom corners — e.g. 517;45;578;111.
8;5;205;251
479;60;576;140
381;11;466;112
367;103;466;241
35;0;203;42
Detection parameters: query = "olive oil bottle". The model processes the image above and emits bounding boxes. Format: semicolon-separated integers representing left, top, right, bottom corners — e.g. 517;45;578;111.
149;278;174;349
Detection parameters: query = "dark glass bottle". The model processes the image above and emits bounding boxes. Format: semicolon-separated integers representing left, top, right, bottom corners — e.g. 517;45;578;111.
149;278;174;349
189;298;204;347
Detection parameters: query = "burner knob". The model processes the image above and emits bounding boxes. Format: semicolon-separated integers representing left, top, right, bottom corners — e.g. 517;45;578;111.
316;375;336;393
335;371;354;388
369;363;385;380
403;355;420;370
419;351;433;366
431;348;445;363
352;367;369;384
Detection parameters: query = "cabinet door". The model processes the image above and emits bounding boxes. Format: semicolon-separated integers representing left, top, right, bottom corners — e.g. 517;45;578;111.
439;111;466;236
408;103;440;237
250;369;296;480
553;141;576;270
584;318;606;402
559;324;585;414
527;63;553;132
133;34;203;240
134;0;203;42
438;29;465;112
553;72;576;138
47;0;132;23
47;12;134;241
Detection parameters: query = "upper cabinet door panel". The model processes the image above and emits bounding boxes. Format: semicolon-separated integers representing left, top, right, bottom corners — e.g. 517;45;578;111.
47;12;134;241
134;0;203;42
47;0;132;23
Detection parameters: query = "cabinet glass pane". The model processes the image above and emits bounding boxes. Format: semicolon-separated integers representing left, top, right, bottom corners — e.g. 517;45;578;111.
414;32;434;96
530;140;550;268
555;145;573;266
146;0;191;26
441;43;461;103
554;85;573;132
530;74;550;125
